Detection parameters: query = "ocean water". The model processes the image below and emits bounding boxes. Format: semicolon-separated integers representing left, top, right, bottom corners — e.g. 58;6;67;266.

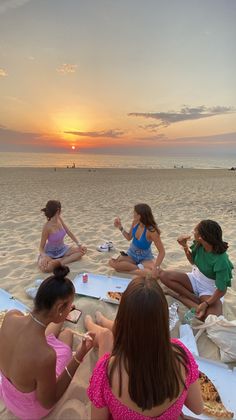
0;152;235;169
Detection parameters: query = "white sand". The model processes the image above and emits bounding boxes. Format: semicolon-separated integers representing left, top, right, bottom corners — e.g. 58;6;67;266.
0;167;235;419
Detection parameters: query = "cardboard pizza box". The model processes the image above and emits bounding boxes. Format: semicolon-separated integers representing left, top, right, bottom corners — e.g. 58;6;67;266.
183;356;236;419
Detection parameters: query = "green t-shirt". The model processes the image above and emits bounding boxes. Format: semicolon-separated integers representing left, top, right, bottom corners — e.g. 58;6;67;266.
190;242;234;291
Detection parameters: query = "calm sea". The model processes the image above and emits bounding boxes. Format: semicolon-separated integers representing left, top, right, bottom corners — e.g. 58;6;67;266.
0;152;235;169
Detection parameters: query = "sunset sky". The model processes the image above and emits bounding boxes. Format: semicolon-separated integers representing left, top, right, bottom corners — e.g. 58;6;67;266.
0;0;235;155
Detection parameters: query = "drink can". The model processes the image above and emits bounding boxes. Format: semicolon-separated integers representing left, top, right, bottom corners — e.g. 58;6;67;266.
82;273;88;283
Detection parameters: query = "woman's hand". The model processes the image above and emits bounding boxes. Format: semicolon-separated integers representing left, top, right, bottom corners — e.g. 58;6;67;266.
196;302;208;319
40;255;52;270
152;266;161;279
177;234;191;248
114;217;122;229
78;245;87;255
75;332;95;361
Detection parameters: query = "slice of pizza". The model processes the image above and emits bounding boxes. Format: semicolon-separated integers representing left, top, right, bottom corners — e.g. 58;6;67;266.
107;291;122;303
199;371;234;418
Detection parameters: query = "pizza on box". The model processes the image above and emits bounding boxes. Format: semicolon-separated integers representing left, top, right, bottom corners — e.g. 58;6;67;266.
107;291;122;303
199;371;234;418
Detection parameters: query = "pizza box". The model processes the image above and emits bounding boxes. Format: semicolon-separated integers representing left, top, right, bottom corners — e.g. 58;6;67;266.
183;356;236;419
73;273;131;304
0;288;29;312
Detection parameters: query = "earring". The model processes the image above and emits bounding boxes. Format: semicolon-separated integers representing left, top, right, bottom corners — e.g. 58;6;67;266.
59;312;62;317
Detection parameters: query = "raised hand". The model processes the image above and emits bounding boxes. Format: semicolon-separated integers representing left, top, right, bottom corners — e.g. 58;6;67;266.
114;217;122;229
177;234;191;248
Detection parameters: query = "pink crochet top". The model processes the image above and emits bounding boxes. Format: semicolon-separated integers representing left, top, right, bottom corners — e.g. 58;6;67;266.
88;339;199;420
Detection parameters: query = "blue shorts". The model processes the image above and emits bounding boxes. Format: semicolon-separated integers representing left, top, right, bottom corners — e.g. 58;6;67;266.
127;243;154;264
44;244;70;259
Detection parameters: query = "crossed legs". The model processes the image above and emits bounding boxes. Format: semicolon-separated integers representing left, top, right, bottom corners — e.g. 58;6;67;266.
109;255;153;276
38;246;86;273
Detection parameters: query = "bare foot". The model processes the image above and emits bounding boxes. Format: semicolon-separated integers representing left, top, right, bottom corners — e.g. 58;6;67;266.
95;311;104;326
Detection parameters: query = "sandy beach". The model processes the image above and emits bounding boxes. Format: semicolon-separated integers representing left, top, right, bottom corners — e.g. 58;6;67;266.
0;167;235;419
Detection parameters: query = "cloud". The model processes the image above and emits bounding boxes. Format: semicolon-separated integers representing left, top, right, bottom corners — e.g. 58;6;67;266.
128;105;235;128
56;64;78;74
136;131;236;146
0;0;33;14
0;68;8;77
138;123;165;132
0;126;66;152
64;129;124;138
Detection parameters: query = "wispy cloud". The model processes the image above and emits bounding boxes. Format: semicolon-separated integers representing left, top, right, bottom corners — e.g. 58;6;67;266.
129;105;235;128
64;129;124;138
0;68;8;77
0;0;33;14
136;131;236;146
56;64;78;74
138;123;164;132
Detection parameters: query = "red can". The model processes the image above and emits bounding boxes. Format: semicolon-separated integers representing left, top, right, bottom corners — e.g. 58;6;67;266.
82;273;88;283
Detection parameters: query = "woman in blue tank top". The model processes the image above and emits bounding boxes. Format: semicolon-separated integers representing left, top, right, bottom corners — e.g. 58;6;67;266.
109;203;165;276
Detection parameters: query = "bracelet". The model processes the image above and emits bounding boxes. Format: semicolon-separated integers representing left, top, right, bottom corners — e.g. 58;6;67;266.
204;301;210;308
65;366;72;380
73;354;82;364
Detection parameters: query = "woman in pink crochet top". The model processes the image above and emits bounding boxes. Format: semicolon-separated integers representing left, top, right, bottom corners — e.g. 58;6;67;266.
86;276;203;420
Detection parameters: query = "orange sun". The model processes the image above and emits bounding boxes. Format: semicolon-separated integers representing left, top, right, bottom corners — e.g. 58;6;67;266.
71;146;75;150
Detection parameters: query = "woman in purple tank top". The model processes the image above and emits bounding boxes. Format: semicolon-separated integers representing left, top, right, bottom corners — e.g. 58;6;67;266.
38;200;87;273
109;203;165;276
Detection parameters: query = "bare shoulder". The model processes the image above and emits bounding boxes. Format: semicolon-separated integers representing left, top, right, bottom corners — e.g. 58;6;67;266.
5;309;26;319
147;228;160;238
42;222;50;232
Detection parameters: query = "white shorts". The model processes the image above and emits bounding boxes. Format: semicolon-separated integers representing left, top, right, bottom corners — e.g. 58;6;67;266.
187;266;217;297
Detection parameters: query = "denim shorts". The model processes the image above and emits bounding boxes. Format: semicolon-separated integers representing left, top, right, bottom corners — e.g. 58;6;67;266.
127;243;154;264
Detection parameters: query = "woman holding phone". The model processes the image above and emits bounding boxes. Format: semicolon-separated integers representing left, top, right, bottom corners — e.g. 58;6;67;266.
0;266;94;419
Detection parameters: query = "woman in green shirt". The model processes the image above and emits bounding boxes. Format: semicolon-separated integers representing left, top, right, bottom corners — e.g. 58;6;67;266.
154;220;233;320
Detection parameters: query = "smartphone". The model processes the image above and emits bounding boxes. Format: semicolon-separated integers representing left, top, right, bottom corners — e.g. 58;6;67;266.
66;308;82;323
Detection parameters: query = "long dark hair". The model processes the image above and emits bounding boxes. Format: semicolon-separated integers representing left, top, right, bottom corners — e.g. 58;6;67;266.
41;200;61;220
34;266;74;312
108;277;188;411
198;220;228;254
134;203;160;234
